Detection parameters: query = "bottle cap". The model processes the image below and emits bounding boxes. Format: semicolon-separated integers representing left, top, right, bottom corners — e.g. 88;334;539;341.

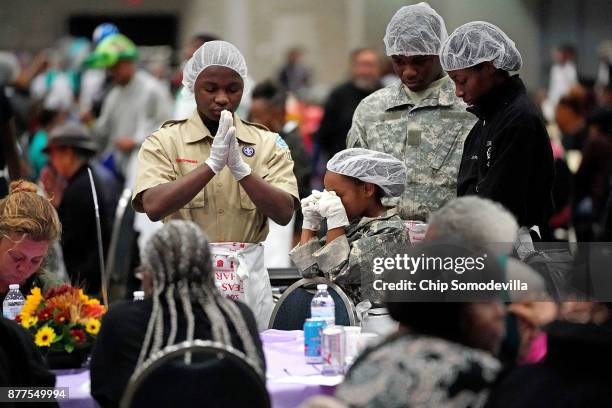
9;284;19;290
317;284;328;290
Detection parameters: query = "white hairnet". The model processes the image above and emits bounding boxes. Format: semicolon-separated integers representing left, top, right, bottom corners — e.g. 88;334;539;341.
327;148;407;197
383;2;448;57
440;21;522;72
182;40;248;94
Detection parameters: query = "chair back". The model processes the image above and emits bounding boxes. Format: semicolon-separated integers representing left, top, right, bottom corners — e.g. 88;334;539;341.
120;340;269;408
106;188;137;301
268;277;358;330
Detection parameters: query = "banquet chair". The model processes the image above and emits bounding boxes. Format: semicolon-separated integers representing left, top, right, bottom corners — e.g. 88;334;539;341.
268;277;358;330
106;188;138;302
120;340;270;408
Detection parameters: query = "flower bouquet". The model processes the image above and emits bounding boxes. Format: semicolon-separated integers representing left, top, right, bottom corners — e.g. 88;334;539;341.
16;285;106;368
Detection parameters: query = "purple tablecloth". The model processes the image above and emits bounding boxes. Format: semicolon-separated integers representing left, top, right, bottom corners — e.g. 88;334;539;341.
55;329;337;408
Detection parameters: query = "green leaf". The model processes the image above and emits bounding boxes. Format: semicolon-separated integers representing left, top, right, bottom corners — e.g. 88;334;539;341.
64;342;75;353
52;333;64;343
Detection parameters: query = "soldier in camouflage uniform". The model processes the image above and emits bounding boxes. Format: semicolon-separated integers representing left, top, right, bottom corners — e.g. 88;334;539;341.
346;3;476;221
290;149;409;305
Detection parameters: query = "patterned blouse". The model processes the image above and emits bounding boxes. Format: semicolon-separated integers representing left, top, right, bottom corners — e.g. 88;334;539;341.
336;333;501;408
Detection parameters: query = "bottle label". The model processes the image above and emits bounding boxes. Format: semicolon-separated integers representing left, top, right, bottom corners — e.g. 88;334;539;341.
2;305;23;320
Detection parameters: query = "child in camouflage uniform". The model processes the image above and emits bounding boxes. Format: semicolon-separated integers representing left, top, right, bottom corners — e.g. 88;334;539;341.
289;148;409;305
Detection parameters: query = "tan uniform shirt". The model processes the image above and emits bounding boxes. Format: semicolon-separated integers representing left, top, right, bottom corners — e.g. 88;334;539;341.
132;111;299;243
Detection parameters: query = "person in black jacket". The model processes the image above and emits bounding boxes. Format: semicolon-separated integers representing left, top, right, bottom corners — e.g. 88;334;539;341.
485;303;612;408
0;317;58;408
40;122;119;295
440;22;555;240
315;48;383;159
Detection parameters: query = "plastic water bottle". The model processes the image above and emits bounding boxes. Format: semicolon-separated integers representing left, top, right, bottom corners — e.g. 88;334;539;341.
311;284;335;326
133;291;145;301
2;284;25;320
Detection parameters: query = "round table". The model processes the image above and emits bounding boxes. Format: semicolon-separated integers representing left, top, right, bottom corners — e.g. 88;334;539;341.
55;329;340;408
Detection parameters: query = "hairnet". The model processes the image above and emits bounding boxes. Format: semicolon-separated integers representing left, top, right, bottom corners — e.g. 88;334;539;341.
182;40;248;94
383;2;448;57
440;21;522;72
327;148;407;197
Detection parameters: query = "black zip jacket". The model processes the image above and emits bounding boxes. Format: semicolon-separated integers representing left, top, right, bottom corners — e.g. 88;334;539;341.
457;75;555;239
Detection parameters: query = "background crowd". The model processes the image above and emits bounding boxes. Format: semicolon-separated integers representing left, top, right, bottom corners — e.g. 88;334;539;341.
1;1;612;407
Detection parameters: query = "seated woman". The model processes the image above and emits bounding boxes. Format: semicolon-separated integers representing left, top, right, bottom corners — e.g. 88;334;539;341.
0;180;63;302
90;220;265;408
289;148;409;305
334;240;506;408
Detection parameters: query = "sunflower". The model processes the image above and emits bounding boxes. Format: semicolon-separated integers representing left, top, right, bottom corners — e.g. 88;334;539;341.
22;316;38;329
20;287;43;318
34;326;56;347
85;318;101;335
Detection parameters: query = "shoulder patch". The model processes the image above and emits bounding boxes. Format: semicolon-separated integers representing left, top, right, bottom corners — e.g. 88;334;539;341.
275;134;289;148
160;118;187;129
240;119;270;132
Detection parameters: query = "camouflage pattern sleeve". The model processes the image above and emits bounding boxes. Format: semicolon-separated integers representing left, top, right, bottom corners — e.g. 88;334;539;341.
312;235;351;275
316;218;410;305
346;102;368;149
289;238;323;278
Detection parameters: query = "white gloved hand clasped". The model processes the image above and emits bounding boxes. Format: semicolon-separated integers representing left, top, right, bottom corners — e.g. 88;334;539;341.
317;190;349;230
227;129;252;180
301;190;324;231
204;110;233;175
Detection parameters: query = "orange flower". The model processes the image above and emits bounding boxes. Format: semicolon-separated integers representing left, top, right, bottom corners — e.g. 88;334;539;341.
83;303;105;319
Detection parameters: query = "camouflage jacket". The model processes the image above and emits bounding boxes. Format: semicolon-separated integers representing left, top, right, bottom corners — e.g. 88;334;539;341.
346;77;476;221
289;208;409;305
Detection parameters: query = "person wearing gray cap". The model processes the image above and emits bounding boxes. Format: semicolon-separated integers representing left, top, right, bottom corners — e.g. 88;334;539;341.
440;21;555;240
346;2;476;223
290;148;410;305
41;122;119;294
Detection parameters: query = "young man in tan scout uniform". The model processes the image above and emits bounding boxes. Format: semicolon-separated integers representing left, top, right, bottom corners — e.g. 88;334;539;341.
132;41;299;329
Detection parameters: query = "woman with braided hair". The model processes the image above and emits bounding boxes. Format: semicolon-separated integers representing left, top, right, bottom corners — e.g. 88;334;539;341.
0;179;63;301
90;220;265;408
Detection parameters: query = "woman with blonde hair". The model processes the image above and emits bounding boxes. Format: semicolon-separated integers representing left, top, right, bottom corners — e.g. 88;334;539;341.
0;180;62;299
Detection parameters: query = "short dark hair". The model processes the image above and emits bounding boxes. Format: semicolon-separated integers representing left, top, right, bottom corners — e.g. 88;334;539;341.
558;44;576;57
385;238;504;344
558;94;586;116
347;176;385;201
192;33;219;44
38;109;59;127
251;80;287;110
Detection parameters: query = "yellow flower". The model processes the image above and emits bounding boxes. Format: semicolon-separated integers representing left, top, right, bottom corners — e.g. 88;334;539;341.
21;287;43;318
78;289;89;303
34;326;56;347
85;318;101;335
22;316;38;329
87;298;100;306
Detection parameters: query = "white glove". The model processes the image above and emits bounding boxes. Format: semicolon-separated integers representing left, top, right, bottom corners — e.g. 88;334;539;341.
301;190;324;231
317;190;349;230
227;128;252;180
204;110;233;174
